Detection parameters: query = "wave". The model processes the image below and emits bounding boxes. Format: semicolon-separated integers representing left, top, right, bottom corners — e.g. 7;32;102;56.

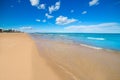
59;35;68;37
80;44;102;50
87;37;105;40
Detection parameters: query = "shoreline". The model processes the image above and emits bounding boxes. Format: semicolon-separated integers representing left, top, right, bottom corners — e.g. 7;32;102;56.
1;33;120;80
30;34;120;53
32;35;120;80
79;43;120;53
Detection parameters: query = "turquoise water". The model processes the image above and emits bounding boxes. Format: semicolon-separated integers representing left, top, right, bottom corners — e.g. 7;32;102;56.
30;33;120;51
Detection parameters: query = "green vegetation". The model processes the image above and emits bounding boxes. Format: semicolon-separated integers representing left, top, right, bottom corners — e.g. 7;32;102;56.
0;29;21;33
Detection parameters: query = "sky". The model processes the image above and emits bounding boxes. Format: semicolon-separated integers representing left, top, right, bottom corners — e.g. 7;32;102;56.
0;0;120;33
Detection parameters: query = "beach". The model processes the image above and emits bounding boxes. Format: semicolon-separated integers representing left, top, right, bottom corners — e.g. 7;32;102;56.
32;35;120;80
0;33;61;80
0;33;120;80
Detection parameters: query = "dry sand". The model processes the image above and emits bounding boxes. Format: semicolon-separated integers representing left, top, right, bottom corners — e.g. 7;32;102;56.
32;37;120;80
0;33;61;80
0;33;120;80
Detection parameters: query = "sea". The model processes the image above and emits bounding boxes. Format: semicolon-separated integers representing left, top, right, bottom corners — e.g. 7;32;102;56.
30;33;120;51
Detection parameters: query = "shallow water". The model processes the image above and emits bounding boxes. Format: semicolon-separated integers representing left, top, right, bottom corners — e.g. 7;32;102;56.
30;33;120;51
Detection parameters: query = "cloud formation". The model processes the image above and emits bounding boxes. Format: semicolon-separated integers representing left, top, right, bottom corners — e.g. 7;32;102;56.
49;1;60;14
89;0;99;6
36;19;40;22
45;13;54;19
30;0;46;10
20;26;32;30
82;11;87;14
65;23;120;33
56;16;77;25
30;0;39;6
37;4;46;9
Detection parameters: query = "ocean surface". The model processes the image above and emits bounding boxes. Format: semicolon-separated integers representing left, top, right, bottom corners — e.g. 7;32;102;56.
30;33;120;51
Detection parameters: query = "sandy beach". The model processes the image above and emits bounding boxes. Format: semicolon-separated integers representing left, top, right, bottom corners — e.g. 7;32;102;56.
0;33;61;80
32;36;120;80
0;33;120;80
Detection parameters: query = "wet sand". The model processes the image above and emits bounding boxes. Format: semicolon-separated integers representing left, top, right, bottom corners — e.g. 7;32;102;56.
0;33;61;80
32;37;120;80
0;33;120;80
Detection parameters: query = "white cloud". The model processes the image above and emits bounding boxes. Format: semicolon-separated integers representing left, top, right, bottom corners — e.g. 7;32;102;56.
56;16;77;25
65;23;120;33
30;0;46;10
49;1;60;14
82;11;87;14
55;1;60;9
89;0;99;6
30;0;39;6
37;4;46;9
36;19;40;22
20;26;32;30
49;6;54;14
43;19;46;22
45;13;54;19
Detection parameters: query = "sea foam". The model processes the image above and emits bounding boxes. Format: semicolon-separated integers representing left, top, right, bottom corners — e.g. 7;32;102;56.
87;37;105;40
80;44;102;50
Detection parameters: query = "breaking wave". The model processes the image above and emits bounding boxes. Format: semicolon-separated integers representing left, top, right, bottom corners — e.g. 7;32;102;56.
87;37;105;40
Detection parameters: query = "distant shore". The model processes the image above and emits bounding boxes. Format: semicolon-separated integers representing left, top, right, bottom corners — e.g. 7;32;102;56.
0;33;120;80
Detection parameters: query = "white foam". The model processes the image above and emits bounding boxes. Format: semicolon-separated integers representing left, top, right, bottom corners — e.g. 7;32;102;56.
59;35;67;37
87;37;105;40
80;44;102;50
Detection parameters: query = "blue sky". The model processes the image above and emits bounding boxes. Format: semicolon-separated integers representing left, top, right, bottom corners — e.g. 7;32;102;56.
0;0;120;33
